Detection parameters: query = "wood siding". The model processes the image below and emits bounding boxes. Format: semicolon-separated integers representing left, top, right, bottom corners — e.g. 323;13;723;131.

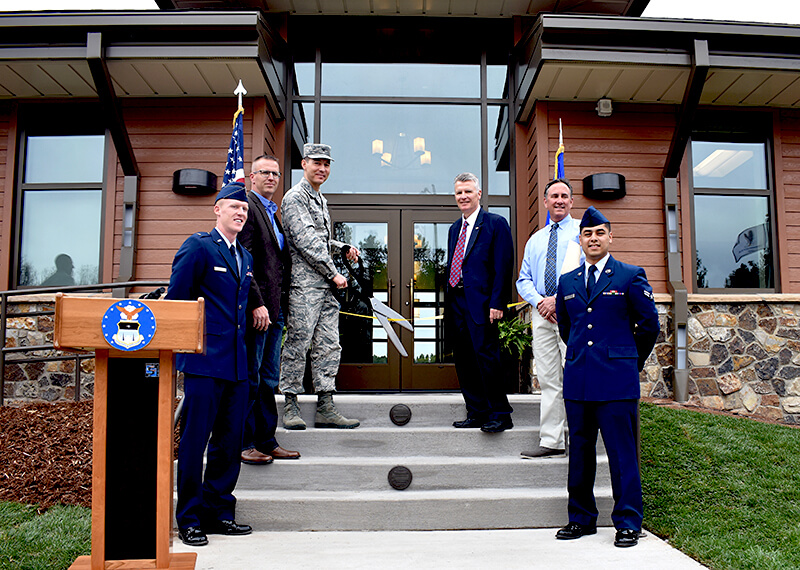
779;108;800;293
518;101;676;294
0;103;14;291
113;98;279;283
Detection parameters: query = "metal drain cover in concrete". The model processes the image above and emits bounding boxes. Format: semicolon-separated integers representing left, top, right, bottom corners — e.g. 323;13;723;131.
388;466;412;490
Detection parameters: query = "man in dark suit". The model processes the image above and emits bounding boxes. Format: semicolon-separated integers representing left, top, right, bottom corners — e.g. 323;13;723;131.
239;154;300;465
446;172;514;433
554;206;659;548
166;181;254;547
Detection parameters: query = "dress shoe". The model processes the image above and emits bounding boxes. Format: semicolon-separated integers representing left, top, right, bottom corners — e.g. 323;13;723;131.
480;419;513;433
521;446;565;459
204;519;252;536
241;448;273;465
453;417;484;428
178;526;208;547
269;445;301;459
614;528;640;548
555;521;597;540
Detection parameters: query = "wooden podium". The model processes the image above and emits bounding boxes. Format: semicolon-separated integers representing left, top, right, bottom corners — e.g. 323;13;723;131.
54;294;204;570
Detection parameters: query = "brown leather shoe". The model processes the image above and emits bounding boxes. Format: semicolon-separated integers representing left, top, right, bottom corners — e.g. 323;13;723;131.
269;445;300;459
241;448;273;465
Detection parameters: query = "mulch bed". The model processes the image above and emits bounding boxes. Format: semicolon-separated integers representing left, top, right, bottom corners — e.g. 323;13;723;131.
0;400;181;512
0;396;794;512
0;400;93;511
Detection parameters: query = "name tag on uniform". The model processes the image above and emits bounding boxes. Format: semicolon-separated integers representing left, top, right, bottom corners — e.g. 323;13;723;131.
564;294;575;301
214;266;227;272
603;290;625;296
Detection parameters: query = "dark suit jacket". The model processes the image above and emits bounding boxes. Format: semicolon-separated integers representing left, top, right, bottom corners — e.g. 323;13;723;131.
240;192;290;320
555;255;659;401
446;209;514;325
165;227;253;382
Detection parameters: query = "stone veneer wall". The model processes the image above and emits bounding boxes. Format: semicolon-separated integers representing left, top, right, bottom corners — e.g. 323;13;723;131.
3;296;95;404
525;294;800;425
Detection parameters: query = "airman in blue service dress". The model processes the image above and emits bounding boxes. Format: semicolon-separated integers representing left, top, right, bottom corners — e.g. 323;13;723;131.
554;206;659;548
165;181;254;547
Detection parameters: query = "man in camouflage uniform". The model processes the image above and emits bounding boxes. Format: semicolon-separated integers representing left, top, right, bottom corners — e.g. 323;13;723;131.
279;143;360;429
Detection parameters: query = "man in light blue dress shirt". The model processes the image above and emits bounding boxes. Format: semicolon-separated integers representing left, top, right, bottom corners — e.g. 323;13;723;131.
516;178;583;458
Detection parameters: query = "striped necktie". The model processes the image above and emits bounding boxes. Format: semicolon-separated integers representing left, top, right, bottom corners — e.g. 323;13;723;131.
544;222;559;296
448;220;469;288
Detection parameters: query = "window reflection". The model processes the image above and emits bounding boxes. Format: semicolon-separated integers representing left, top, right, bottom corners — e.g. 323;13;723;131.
322;63;479;98
18;190;102;287
487;65;507;99
694;195;773;289
321;104;481;195
295;62;315;96
488;105;510;196
692;141;767;190
413;223;452;363
25;136;104;184
334;222;389;364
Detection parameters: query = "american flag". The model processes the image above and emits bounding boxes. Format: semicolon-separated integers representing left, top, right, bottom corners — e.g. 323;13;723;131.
223;107;245;185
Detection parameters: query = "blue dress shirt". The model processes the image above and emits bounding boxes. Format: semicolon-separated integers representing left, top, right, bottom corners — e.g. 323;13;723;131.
517;213;582;307
254;192;284;251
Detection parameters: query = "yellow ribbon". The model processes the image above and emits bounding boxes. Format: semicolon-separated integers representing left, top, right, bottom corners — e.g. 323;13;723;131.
340;301;530;321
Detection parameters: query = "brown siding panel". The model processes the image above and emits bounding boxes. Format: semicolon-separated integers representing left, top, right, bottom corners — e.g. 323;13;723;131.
114;98;280;283
535;102;675;293
780;109;800;292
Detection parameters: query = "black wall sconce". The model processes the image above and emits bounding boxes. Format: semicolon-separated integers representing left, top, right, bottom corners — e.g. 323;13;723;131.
172;169;217;196
582;173;626;200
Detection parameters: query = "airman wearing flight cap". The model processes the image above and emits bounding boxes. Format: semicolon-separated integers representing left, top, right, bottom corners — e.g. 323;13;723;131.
554;205;659;549
279;143;361;429
166;180;255;547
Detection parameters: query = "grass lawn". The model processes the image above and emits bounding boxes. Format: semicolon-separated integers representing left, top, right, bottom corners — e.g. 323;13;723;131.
641;402;800;570
0;502;90;570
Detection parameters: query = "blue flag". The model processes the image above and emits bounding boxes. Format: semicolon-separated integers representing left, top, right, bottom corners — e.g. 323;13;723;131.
223;107;245;185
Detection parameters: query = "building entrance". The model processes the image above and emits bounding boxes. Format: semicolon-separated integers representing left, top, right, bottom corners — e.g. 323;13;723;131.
331;208;458;391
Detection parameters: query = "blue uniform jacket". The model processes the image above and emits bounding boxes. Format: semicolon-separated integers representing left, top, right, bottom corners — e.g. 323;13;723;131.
446;209;514;325
555;255;659;401
165;228;253;382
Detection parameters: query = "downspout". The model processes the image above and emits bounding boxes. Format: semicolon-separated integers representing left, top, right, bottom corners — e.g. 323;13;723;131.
662;39;709;403
86;32;140;297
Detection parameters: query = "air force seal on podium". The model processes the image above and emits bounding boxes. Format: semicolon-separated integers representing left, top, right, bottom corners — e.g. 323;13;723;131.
102;300;157;351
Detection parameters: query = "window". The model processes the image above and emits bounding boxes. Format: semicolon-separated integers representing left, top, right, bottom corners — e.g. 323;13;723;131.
690;129;774;290
16;134;105;288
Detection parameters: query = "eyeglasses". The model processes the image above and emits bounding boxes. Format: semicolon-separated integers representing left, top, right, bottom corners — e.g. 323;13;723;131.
253;169;281;178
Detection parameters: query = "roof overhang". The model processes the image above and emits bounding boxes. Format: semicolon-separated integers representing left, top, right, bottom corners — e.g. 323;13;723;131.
156;0;649;18
516;14;800;123
0;11;287;118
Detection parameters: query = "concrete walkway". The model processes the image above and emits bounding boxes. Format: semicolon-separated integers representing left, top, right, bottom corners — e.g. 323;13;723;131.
173;528;707;569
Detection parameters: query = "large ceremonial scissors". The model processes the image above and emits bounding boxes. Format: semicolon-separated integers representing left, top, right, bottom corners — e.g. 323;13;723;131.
341;245;414;357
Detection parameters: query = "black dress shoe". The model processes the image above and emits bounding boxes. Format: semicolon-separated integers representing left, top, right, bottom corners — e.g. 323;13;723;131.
453;418;484;428
614;528;640;547
178;526;208;547
555;521;597;540
480;419;513;433
204;519;252;536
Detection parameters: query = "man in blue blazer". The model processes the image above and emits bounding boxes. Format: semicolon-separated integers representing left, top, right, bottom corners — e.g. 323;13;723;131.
554;206;659;548
166;181;254;547
446;172;514;433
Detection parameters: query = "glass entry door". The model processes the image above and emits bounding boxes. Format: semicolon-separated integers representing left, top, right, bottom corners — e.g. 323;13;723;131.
333;209;458;391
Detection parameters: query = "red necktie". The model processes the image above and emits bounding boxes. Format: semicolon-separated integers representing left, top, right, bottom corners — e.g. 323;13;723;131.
448;220;468;287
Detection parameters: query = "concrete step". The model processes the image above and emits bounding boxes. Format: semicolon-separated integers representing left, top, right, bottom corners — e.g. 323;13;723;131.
234;487;615;531
279;393;542;428
237;454;610;491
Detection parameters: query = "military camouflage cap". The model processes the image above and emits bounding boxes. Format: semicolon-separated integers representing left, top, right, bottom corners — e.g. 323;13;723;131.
215;181;247;203
303;143;334;161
